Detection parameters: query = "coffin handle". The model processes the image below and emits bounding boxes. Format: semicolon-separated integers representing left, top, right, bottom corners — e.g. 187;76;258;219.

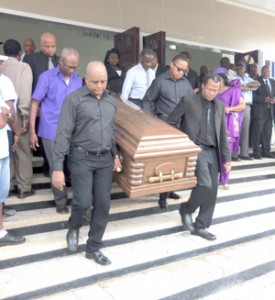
149;171;183;183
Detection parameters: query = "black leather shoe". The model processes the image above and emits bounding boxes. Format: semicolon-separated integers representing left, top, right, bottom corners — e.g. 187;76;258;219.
263;153;275;158
231;156;240;161
239;155;253;160
56;205;69;214
158;194;168;209
253;154;262;159
191;228;216;241
86;250;111;265
17;189;35;199
179;207;194;231
66;228;79;252
0;232;26;247
169;192;180;200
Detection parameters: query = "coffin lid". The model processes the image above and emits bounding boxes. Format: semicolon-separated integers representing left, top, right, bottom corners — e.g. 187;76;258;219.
115;99;200;159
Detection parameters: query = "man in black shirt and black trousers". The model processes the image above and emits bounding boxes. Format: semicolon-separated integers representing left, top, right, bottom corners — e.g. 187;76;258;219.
52;61;122;265
167;73;231;241
143;54;193;209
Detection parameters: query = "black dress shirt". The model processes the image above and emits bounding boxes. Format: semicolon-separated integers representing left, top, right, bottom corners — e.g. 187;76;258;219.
196;96;217;148
53;86;117;171
143;70;193;116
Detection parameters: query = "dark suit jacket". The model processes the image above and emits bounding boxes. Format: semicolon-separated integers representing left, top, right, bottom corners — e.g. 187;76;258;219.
252;76;275;120
23;51;59;92
167;94;230;171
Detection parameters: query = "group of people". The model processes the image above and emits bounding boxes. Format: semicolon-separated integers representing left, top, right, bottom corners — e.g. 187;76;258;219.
0;32;122;266
0;31;274;265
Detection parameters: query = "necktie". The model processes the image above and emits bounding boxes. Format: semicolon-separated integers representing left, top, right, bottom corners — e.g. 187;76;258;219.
265;79;271;108
146;70;151;89
48;57;54;70
265;79;271;97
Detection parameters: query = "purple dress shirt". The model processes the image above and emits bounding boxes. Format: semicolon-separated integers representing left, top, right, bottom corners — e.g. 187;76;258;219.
32;66;82;140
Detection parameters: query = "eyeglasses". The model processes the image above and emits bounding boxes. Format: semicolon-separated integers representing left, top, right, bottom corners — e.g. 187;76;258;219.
173;62;187;73
63;64;79;71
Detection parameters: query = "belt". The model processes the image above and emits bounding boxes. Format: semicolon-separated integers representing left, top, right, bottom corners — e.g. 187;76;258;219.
71;145;110;156
129;98;143;102
196;144;216;151
157;113;168;118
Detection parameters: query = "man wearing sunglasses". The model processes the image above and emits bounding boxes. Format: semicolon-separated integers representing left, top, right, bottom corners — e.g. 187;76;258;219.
143;54;194;209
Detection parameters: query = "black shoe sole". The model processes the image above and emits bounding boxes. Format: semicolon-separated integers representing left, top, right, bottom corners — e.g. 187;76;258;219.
191;231;216;241
0;238;26;247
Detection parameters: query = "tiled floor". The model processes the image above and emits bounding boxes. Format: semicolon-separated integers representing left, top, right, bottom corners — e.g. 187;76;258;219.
1;154;275;300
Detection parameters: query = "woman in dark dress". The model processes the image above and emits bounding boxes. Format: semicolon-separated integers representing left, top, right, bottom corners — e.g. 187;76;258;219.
104;48;125;95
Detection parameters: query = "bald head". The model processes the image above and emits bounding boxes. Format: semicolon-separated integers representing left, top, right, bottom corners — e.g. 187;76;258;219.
23;38;36;55
40;32;56;57
85;61;107;99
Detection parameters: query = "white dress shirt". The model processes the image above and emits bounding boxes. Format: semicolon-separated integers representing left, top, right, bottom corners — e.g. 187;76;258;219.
0;74;17;131
120;63;155;109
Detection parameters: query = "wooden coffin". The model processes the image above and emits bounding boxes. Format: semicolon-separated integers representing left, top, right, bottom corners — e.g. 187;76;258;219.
114;99;201;198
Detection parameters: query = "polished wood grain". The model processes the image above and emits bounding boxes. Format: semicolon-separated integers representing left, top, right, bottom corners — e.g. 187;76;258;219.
114;98;201;198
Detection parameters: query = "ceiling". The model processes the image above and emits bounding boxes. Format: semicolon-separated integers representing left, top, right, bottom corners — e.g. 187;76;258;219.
217;0;275;16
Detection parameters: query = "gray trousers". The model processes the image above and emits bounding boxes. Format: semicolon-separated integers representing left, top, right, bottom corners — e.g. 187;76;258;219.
42;138;67;206
240;104;251;157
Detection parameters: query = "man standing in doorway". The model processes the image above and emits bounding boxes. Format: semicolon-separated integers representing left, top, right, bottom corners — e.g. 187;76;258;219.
24;32;59;177
120;48;156;109
24;32;59;92
232;61;260;161
251;65;275;159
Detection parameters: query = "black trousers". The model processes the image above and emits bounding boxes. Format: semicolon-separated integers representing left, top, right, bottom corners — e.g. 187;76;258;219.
180;148;219;229
252;114;273;156
129;98;143;109
68;147;113;252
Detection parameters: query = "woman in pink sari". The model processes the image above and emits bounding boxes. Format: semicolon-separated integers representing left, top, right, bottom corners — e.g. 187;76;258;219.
212;68;245;189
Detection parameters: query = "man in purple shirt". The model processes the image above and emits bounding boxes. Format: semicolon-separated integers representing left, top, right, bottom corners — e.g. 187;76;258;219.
29;47;82;214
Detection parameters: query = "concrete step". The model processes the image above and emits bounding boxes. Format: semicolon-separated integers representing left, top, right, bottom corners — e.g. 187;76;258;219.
1;155;275;299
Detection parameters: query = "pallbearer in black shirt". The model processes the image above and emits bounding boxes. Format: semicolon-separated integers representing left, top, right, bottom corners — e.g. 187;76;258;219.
52;61;122;265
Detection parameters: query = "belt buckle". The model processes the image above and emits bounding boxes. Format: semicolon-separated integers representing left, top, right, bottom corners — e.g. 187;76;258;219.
96;151;102;156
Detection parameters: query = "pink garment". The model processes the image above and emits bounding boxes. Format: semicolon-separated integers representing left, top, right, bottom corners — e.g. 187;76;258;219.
216;79;243;185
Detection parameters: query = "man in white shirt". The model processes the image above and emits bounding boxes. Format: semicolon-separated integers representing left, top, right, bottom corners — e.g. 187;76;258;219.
0;54;19;220
0;97;26;246
120;48;156;109
232;61;260;161
0;55;18;149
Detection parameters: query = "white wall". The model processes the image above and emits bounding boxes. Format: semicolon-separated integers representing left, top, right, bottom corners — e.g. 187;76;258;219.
0;14;114;76
1;0;275;60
